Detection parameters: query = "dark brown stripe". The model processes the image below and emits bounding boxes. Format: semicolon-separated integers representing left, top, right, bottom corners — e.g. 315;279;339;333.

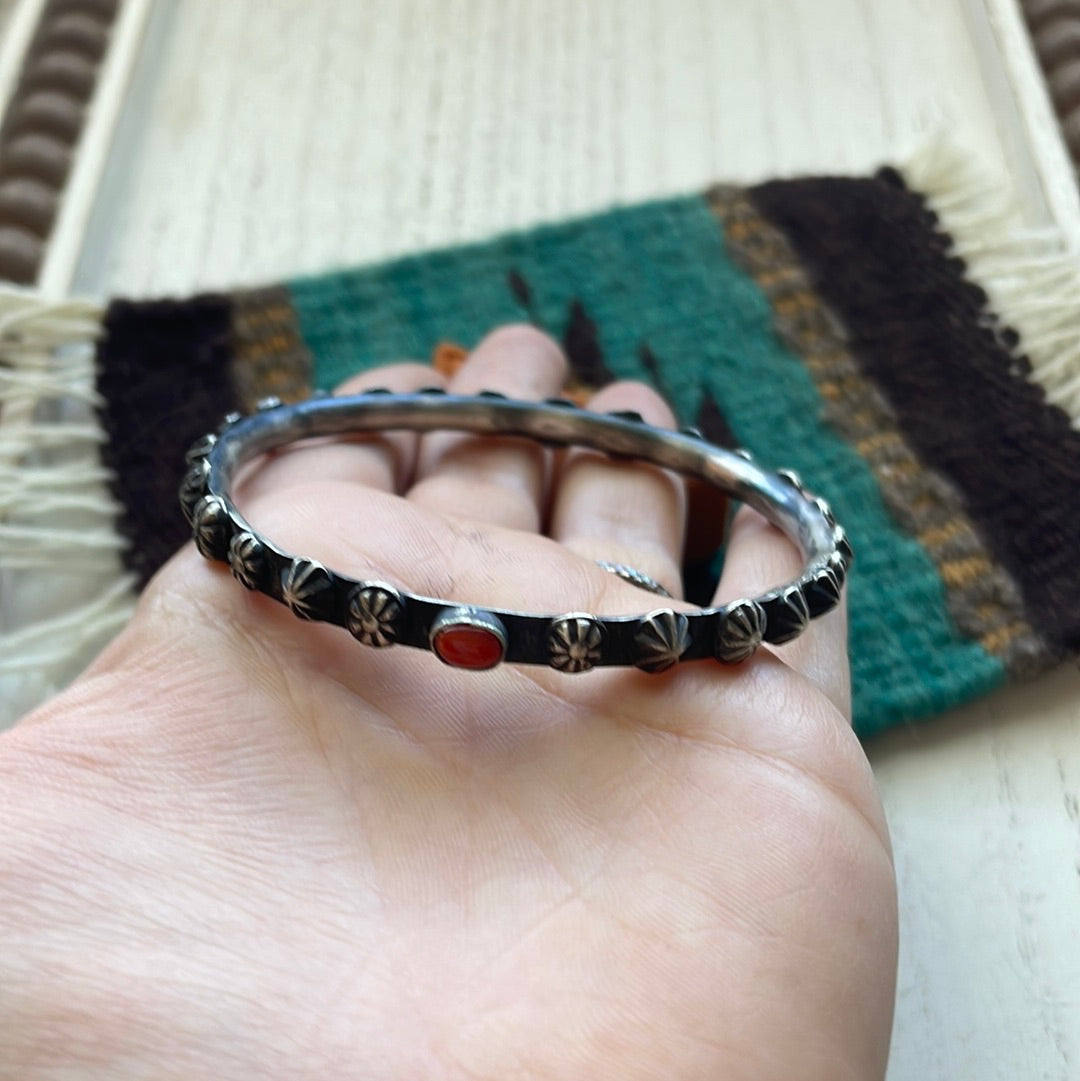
749;170;1080;656
96;295;237;585
1026;0;1080;30
561;298;614;388
693;391;739;451
637;340;739;448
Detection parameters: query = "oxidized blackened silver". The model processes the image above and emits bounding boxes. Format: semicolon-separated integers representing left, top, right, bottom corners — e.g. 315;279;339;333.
179;391;852;672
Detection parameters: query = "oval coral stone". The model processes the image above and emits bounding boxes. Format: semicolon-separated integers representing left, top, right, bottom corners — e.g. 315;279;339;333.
432;624;505;669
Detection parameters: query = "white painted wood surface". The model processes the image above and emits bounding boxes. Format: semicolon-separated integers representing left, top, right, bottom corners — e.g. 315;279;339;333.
49;0;1080;1078
73;0;1065;293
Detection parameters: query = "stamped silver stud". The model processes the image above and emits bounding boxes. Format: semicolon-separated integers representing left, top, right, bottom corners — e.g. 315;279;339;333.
192;495;232;561
826;549;849;589
282;558;333;621
804;562;843;614
633;608;690;673
813;495;836;527
229;531;268;591
767;585;810;644
346;583;404;648
547;614;604;673
776;468;805;493
184;431;217;465
834;525;854;565
179;457;210;525
715;599;766;664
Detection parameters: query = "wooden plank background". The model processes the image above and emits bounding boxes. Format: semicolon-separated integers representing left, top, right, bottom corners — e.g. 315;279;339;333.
72;0;1067;293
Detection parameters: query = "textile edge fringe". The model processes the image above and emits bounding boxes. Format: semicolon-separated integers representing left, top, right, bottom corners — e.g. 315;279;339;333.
0;288;134;728
901;139;1080;425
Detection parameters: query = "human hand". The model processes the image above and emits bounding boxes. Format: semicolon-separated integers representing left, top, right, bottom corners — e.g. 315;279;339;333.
0;326;897;1080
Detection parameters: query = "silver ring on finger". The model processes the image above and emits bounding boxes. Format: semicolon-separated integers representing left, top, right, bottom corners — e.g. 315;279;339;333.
595;560;672;598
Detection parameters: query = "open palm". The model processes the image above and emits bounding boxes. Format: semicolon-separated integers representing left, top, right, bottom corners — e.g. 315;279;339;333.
0;327;896;1081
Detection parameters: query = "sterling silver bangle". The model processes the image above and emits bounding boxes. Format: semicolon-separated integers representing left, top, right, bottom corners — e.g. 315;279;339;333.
180;390;852;673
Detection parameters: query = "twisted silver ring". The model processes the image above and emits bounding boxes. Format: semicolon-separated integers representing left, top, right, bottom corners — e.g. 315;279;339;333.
180;389;852;673
595;560;672;598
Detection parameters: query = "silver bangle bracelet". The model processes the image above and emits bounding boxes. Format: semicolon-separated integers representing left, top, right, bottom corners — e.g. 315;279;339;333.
179;390;852;673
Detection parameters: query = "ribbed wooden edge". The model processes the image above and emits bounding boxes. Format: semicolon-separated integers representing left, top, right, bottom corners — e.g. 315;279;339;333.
1023;0;1080;163
0;0;119;284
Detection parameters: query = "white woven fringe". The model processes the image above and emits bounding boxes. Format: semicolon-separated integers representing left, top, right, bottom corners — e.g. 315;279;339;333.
902;141;1080;425
0;288;135;728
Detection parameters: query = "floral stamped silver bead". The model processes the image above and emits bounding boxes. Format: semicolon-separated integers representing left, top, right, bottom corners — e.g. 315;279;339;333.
548;614;605;673
346;583;404;648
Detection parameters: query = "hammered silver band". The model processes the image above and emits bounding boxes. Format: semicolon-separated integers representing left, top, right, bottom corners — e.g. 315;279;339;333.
180;389;852;673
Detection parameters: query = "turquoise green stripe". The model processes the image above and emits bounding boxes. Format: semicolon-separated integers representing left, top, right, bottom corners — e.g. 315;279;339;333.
286;195;1005;738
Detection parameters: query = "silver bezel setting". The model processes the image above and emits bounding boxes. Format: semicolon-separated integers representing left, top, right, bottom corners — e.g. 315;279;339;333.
429;607;509;670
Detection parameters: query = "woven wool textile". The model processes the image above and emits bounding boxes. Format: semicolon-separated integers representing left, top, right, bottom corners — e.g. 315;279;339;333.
94;168;1080;739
